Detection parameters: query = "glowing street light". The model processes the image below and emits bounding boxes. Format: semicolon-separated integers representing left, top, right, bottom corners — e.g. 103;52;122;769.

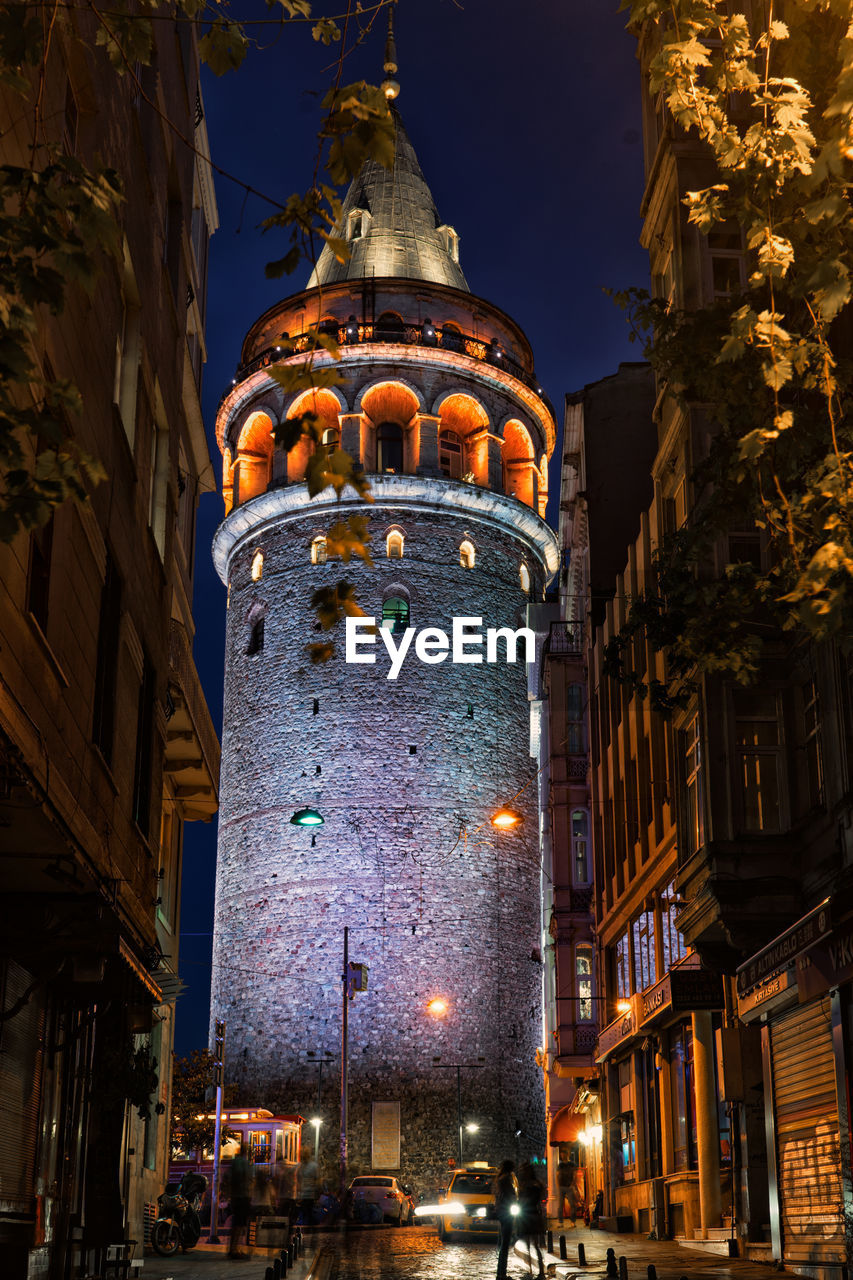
616;999;632;1015
491;806;522;830
465;1122;479;1134
310;1115;323;1160
427;997;448;1017
290;807;324;826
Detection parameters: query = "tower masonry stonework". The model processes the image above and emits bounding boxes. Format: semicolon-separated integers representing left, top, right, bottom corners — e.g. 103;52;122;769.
210;110;558;1192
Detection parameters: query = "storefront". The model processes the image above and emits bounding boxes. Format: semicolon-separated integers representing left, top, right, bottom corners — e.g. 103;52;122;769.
737;899;851;1280
596;964;726;1239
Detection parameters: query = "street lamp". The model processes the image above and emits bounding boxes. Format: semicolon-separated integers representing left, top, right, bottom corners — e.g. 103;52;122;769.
310;1116;322;1161
290;807;324;826
432;1057;485;1167
426;996;448;1017
491;806;522;829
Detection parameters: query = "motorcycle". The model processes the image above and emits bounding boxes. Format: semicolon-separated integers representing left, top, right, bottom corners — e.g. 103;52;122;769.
151;1171;208;1256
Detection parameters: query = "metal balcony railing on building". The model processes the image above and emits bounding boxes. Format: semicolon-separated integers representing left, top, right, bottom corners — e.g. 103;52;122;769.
544;621;583;660
223;319;552;411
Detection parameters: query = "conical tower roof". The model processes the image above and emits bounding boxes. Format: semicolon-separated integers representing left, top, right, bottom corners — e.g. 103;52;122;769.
307;110;469;292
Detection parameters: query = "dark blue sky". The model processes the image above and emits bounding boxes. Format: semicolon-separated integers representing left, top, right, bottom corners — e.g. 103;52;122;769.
175;0;650;1056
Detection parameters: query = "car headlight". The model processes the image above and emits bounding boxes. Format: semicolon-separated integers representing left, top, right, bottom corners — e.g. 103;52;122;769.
474;1207;487;1218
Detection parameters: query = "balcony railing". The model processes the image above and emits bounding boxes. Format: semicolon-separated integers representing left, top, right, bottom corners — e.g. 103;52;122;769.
545;621;583;659
555;1023;598;1057
223;319;550;407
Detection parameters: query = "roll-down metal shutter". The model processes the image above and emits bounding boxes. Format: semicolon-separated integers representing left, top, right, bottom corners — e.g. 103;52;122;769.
771;996;844;1266
0;959;45;1209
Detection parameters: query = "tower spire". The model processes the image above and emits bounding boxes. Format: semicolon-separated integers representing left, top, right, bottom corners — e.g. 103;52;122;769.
381;0;400;101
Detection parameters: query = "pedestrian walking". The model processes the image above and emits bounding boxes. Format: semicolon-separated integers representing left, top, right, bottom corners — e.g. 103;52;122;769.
227;1142;253;1259
297;1146;319;1229
492;1159;518;1280
516;1162;546;1279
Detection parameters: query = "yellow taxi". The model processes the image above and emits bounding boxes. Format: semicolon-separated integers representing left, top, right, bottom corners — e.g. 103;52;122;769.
437;1164;499;1240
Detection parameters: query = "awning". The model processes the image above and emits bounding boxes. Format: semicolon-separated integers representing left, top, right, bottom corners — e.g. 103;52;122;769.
549;1107;585;1145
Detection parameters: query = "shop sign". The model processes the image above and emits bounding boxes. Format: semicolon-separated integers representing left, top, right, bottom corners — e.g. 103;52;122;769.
737;964;796;1018
796;919;853;1002
737;899;832;994
640;975;671;1025
596;1004;636;1061
669;968;724;1011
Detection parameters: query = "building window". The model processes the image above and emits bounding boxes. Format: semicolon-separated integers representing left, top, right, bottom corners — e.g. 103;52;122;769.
618;1059;635;1182
459;540;476;569
439;429;463;479
682;711;705;855
248;1130;272;1164
670;1021;697;1171
322;427;340;449
567;683;586;754
576;945;593;1021
93;552;122;765
632;909;656;991
381;596;410;634
149;418;170;560
376;421;403;473
571;809;589;883
615;932;631;1001
661;881;687;971
27;514;54;635
132;655;155;837
733;688;782;831
519;563;530;594
251;550;264;581
311;536;327;565
247;617;265;655
386;530;404;559
802;675;824;809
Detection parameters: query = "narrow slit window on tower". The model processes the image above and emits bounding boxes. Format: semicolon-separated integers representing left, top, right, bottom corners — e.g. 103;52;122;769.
313;699;319;715
322;427;341;450
459;539;476;569
251;550;264;581
381;597;410;635
386;530;404;559
247;617;265;655
519;562;530;594
311;535;327;565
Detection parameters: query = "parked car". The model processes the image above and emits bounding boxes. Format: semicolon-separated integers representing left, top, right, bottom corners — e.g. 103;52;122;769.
437;1165;499;1241
345;1175;413;1225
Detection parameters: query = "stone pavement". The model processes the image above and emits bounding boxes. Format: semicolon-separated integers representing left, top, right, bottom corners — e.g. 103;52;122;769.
138;1223;789;1280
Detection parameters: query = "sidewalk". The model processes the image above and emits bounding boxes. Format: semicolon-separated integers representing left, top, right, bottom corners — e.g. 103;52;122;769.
513;1223;784;1280
145;1232;332;1280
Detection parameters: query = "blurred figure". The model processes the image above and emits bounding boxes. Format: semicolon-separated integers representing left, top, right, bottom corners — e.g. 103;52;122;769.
275;1157;299;1240
228;1142;252;1259
492;1159;518;1280
298;1147;319;1229
517;1162;546;1279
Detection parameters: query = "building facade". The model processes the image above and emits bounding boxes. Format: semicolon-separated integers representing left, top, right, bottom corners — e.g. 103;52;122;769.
0;15;219;1279
209;108;558;1192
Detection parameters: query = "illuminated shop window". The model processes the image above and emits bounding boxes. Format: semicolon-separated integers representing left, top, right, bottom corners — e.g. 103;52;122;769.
311;536;327;565
251;550;264;581
459;540;476;569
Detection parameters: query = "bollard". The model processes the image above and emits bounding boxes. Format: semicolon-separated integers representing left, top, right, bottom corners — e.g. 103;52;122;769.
547;1230;554;1254
295;1227;303;1255
648;1267;657;1280
578;1243;587;1266
618;1255;629;1280
606;1247;619;1278
265;1269;275;1280
559;1234;568;1260
273;1259;282;1280
288;1240;296;1266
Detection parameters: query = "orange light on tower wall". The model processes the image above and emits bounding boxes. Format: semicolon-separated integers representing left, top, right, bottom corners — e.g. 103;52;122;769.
427;997;448;1017
491;807;522;830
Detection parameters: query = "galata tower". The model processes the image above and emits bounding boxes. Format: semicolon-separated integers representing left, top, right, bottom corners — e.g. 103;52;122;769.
209;87;558;1193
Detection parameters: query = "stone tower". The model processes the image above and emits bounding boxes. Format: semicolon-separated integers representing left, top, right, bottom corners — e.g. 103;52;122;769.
210;105;558;1192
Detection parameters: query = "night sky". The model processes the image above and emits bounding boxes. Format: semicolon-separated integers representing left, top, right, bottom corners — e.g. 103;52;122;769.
175;0;651;1056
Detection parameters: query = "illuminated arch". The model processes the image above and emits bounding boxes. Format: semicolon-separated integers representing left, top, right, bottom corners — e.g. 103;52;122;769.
502;418;536;509
459;539;476;569
222;447;235;515
233;411;274;506
285;388;343;483
359;381;422;474
386;528;405;559
434;392;490;485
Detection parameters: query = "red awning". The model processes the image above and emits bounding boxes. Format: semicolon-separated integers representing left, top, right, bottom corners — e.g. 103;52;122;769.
549;1107;585;1145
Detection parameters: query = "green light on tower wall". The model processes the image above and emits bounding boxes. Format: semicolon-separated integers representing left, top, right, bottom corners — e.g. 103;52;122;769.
290;807;324;827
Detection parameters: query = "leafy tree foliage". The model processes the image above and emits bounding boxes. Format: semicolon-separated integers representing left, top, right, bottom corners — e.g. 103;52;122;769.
608;0;853;705
2;0;393;651
170;1048;237;1158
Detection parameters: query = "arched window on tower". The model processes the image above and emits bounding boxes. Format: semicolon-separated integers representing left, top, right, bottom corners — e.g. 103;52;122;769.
386;530;404;559
571;809;590;884
376;422;403;474
381;596;410;634
247;616;265;655
322;427;340;450
519;562;530;594
251;550;264;582
439;429;463;480
375;312;405;343
311;535;328;565
459;540;476;569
